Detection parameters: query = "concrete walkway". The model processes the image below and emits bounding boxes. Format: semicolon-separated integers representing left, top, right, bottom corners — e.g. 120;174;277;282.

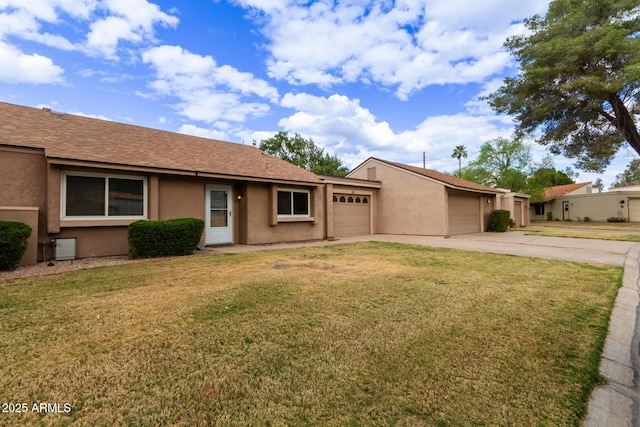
212;232;640;425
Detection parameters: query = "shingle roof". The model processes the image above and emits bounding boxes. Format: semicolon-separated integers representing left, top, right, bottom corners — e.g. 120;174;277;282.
0;102;320;184
542;182;592;202
371;158;502;194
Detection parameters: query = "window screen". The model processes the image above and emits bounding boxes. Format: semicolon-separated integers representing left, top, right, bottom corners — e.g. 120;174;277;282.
108;178;144;216
277;191;292;215
64;173;145;218
292;192;309;215
66;176;106;216
277;190;309;216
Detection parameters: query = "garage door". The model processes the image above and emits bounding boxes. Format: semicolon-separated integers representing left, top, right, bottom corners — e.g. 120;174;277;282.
629;198;640;222
448;193;481;235
333;194;370;237
513;201;523;227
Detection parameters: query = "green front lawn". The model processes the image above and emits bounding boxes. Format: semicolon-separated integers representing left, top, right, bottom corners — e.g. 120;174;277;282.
0;242;621;425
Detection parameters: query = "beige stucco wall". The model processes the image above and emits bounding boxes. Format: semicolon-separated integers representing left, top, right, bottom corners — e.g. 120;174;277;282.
0;147;49;259
348;159;448;235
498;193;530;227
243;182;324;244
549;191;635;222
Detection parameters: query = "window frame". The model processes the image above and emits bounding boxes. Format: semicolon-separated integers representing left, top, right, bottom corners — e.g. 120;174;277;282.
61;171;148;221
276;188;311;220
534;204;545;216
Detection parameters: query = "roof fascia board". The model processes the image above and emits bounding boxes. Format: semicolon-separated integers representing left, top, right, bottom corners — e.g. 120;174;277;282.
0;144;45;155
47;158;321;185
196;171;320;186
47;158;197;176
319;177;382;188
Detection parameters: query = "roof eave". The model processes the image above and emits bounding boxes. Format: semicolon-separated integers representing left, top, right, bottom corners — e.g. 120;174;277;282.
47;157;322;185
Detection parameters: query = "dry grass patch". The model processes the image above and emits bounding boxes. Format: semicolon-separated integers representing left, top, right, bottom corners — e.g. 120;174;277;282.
530;220;640;231
0;242;621;426
526;222;640;242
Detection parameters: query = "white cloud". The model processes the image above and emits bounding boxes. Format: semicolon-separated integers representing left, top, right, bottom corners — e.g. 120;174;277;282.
237;0;552;99
0;0;179;74
142;45;279;123
69;110;111;120
178;124;231;141
85;0;179;59
0;41;64;83
277;91;510;170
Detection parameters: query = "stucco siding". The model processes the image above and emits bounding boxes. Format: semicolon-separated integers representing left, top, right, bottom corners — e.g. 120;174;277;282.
53;227;129;259
244;182;324;244
0;147;48;255
553;192;632;222
349;159;447;235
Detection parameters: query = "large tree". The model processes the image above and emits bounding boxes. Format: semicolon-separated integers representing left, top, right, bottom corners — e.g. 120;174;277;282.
461;136;532;191
612;159;640;187
487;0;640;172
259;131;349;177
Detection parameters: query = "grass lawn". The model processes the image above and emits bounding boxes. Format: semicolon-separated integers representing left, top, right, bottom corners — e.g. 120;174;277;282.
526;221;640;242
0;242;621;426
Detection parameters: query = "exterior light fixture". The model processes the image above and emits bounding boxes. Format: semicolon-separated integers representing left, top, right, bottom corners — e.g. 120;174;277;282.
237;193;244;200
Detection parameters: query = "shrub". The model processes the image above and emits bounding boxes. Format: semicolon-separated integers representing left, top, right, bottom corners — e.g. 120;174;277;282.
0;221;32;271
607;216;628;223
128;218;205;259
584;216;591;223
546;212;553;221
487;210;511;232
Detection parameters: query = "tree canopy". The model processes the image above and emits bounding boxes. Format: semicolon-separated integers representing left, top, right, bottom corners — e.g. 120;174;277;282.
460;137;532;192
487;0;640;172
612;159;640;187
259;131;349;177
457;137;575;202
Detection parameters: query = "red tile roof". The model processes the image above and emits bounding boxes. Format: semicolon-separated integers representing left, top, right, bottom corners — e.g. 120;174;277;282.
372;158;502;194
0;102;320;184
543;182;592;202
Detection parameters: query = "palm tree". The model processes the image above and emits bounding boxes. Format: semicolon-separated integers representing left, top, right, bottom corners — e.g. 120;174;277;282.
451;145;468;176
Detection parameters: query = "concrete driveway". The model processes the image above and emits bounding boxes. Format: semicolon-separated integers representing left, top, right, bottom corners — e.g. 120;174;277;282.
214;231;640;426
215;231;634;266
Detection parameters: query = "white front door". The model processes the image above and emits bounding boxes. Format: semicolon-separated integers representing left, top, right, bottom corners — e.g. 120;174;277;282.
205;185;233;245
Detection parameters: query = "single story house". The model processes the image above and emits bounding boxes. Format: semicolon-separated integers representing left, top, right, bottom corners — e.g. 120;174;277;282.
346;158;530;235
0;102;528;266
530;182;592;221
531;182;640;222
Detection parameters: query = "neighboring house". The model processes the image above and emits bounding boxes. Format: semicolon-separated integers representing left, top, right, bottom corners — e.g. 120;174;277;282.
531;182;592;221
0;102;528;266
531;182;640;222
346;158;530;236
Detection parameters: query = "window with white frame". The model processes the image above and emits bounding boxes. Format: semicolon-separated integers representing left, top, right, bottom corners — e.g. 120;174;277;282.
277;189;310;217
62;172;147;219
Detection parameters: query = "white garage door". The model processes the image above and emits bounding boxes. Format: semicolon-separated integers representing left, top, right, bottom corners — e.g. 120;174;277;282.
333;194;370;237
629;198;640;222
448;193;481;235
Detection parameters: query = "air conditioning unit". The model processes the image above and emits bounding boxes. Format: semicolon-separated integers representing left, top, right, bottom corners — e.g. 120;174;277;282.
54;238;77;261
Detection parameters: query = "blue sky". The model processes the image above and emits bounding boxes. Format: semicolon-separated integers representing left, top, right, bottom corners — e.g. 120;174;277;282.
0;0;636;187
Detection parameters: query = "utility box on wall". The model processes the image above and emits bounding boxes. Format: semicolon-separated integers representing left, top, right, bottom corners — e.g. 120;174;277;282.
54;238;77;261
